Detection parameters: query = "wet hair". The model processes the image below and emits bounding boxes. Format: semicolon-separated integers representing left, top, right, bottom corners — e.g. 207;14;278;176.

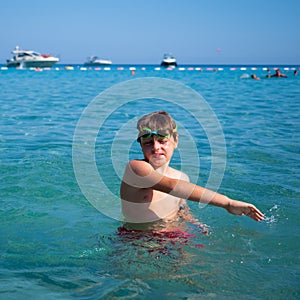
137;110;178;141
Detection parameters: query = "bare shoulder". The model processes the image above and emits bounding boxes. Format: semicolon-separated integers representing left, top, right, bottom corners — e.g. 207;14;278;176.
123;160;164;188
125;160;189;183
126;160;154;176
128;159;151;169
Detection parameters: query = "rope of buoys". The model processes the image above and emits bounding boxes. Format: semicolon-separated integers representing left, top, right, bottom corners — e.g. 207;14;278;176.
1;66;299;72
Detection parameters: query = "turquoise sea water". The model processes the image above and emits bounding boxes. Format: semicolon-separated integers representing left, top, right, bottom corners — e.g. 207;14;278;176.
1;66;299;299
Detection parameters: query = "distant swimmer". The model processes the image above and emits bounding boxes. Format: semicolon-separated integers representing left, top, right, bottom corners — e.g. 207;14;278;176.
251;74;261;80
271;69;288;78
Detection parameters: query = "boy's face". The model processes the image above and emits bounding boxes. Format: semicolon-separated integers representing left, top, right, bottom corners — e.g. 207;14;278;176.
140;135;178;169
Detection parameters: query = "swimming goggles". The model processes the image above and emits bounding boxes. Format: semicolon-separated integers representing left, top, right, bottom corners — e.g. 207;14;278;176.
137;126;177;142
137;127;171;142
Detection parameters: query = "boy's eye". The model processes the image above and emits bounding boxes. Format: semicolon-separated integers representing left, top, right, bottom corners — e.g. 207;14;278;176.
142;138;169;146
158;138;168;144
142;140;153;146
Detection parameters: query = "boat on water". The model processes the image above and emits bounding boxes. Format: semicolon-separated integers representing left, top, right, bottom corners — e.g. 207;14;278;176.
84;56;112;66
6;46;59;68
160;53;177;67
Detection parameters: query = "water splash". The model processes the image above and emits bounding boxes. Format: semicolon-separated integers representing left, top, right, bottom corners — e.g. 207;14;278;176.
264;204;279;224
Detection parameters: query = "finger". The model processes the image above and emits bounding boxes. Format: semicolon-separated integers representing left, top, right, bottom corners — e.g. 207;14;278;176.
253;209;265;220
246;209;265;221
249;206;265;219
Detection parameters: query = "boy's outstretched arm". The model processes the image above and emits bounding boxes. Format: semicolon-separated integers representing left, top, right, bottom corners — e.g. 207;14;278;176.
123;160;265;221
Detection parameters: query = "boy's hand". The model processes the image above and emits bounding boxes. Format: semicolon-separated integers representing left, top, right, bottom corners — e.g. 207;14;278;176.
226;199;265;221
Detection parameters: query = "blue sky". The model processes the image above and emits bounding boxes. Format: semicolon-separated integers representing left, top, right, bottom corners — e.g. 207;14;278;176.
1;0;299;65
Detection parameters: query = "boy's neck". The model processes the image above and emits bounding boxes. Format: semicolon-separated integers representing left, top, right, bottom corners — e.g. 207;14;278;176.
154;162;170;175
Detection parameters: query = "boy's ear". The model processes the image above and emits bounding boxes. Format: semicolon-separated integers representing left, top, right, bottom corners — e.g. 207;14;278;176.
173;135;178;148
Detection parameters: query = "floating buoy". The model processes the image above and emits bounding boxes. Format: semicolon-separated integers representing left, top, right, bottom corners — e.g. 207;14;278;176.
65;66;74;70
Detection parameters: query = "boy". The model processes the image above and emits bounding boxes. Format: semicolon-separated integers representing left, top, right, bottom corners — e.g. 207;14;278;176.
120;111;264;224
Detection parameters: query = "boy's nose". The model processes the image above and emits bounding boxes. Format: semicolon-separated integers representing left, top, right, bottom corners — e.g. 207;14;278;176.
153;139;161;150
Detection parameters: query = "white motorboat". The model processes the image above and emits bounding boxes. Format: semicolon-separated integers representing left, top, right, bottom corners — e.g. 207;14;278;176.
6;46;59;68
84;56;112;66
160;53;177;67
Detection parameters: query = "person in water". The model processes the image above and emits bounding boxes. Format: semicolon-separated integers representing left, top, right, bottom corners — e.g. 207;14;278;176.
251;74;261;80
120;111;265;224
271;68;288;78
